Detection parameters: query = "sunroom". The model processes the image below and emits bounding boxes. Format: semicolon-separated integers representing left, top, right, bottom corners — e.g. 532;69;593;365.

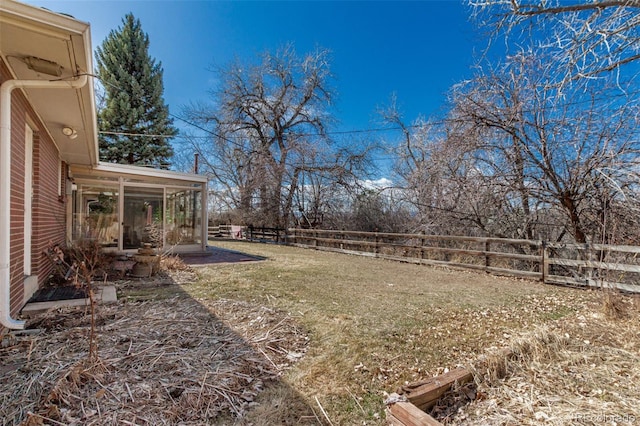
69;162;208;253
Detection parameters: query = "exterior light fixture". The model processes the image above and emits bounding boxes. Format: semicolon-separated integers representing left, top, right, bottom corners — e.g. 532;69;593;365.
62;126;78;139
23;56;63;77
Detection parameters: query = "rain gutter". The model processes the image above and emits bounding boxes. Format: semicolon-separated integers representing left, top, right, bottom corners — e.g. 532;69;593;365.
0;74;88;329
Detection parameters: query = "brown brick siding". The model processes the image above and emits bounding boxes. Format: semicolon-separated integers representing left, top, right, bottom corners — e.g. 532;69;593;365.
1;58;66;318
33;130;66;285
8;91;26;316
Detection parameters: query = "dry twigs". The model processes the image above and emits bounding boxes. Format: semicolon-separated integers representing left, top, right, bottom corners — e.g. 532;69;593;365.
451;297;640;425
1;275;308;425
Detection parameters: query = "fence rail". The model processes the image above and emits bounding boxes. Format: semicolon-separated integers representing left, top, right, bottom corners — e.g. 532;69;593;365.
287;229;640;293
208;225;286;244
208;224;237;239
247;226;287;243
206;226;640;292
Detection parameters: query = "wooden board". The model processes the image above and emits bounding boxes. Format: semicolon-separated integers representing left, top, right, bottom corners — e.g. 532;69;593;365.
401;368;473;411
548;257;640;273
546;275;640;293
290;228;541;246
386;402;443;426
547;242;640;254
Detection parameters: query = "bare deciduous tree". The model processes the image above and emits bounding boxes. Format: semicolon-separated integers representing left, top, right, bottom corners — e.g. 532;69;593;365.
470;0;640;86
449;52;640;243
379;98;500;237
183;45;369;228
385;51;640;244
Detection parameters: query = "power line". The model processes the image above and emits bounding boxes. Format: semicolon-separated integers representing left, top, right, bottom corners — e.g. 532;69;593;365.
98;125;411;140
83;72;241;146
100;131;174;138
88;71;640;145
99;88;640;141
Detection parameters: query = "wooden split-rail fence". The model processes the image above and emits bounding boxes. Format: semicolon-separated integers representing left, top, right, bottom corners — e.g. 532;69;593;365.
287;229;640;293
208;225;287;244
207;226;640;292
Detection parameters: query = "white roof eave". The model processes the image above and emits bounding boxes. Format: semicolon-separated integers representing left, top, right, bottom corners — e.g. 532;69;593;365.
93;162;208;183
1;0;99;166
0;0;90;36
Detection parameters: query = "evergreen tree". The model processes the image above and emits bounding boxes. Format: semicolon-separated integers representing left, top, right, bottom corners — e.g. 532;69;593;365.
96;13;176;168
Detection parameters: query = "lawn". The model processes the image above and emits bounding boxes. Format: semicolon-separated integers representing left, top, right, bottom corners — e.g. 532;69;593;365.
4;241;635;425
183;241;605;424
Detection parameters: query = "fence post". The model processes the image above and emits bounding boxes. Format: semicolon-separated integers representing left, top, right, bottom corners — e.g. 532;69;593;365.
541;241;549;283
374;231;380;257
585;242;593;283
484;240;490;270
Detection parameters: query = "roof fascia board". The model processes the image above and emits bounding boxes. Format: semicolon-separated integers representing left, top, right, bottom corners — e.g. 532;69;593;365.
0;0;89;37
93;162;208;183
74;29;99;165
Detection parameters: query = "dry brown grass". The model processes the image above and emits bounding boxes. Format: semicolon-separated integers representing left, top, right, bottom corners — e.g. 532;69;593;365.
453;299;640;425
184;241;607;424
1;273;312;426
5;241;636;425
160;253;190;271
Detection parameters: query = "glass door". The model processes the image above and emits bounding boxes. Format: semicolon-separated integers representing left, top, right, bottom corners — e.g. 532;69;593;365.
123;186;164;250
165;188;202;246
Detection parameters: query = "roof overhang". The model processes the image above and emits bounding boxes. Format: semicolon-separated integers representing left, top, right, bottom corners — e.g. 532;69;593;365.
0;0;98;165
72;162;208;185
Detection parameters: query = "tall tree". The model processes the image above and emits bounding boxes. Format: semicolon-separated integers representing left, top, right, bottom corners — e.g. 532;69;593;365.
383;52;640;244
467;1;640;244
184;45;369;228
379;98;488;237
96;13;176;168
449;52;640;244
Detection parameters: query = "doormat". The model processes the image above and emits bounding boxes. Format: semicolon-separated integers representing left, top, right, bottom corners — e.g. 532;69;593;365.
27;286;87;303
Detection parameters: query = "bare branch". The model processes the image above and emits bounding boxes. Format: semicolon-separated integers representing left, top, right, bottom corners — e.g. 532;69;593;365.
183;45;370;228
470;0;640;86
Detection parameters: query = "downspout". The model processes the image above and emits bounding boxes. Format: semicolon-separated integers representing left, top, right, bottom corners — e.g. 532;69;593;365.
0;75;88;329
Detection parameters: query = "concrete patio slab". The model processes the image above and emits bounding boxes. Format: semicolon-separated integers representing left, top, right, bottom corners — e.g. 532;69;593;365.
180;246;265;266
21;285;117;317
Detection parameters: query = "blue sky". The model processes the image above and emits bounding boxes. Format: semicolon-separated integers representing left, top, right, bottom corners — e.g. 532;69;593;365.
25;0;484;135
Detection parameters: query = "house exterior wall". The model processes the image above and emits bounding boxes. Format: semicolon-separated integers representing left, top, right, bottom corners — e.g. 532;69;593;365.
32;130;67;290
1;58;66;317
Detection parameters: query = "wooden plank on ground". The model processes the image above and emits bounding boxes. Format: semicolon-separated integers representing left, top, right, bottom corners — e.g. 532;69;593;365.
387;412;406;426
386;402;443;426
401;368;473;411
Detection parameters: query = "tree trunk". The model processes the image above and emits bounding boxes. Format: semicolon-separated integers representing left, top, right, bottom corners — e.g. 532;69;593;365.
561;193;587;243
